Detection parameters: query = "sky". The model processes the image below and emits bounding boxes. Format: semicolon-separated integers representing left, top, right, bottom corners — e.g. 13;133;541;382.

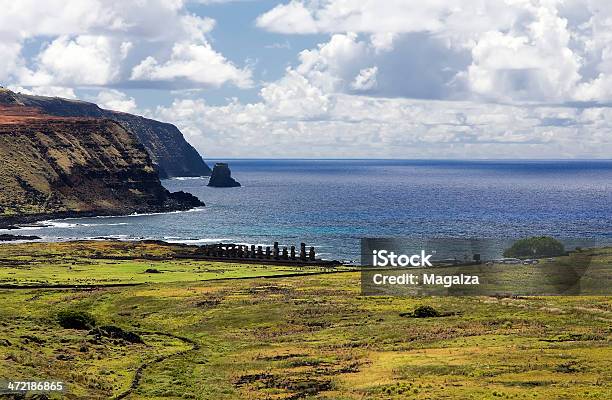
1;0;612;159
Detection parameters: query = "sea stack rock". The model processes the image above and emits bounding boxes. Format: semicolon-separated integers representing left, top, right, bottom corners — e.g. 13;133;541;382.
207;163;241;187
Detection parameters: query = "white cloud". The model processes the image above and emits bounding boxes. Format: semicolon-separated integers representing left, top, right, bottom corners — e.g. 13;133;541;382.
256;0;501;36
94;89;138;113
7;85;77;99
190;0;255;4
130;42;252;88
256;1;318;34
350;66;377;91
464;5;582;102
256;0;612;104
19;35;129;86
259;69;331;118
150;92;612;159
0;0;249;91
0;41;22;82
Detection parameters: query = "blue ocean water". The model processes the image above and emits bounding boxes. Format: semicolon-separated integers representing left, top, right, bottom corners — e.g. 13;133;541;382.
4;160;612;262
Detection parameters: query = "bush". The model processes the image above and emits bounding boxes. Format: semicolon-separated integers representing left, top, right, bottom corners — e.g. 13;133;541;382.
89;325;143;344
144;268;162;273
503;236;565;258
57;310;96;330
412;305;440;318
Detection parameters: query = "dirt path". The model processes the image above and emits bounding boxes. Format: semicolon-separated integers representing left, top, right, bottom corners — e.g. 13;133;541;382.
114;332;200;400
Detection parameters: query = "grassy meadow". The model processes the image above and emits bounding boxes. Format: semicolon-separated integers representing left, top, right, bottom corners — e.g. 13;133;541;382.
0;241;610;399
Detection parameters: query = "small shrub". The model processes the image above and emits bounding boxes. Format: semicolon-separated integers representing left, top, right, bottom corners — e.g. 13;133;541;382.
412;305;441;318
145;268;162;273
503;236;565;258
57;310;96;330
89;325;143;344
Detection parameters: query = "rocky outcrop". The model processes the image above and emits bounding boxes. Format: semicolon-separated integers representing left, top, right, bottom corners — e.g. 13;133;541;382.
0;105;204;227
0;234;41;241
0;89;211;178
207;163;241;187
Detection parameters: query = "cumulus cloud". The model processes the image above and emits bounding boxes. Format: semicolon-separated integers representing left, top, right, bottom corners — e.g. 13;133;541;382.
256;0;512;36
259;69;331;118
256;0;612;104
150;92;612;159
0;0;249;91
142;1;612;159
0;41;22;83
94;89;138;113
350;67;377;91
19;35;130;87
7;85;77;99
130;42;252;88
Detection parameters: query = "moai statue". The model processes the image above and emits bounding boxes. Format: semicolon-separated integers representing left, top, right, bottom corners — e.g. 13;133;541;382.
250;245;256;258
266;246;271;259
257;246;263;258
300;243;307;261
282;247;288;260
290;246;296;260
273;242;280;259
309;246;315;261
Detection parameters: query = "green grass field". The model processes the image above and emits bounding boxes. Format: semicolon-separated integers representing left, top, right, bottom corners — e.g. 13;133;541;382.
0;241;349;286
0;241;610;399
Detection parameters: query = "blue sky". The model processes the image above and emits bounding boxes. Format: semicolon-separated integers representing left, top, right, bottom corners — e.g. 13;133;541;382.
1;0;612;159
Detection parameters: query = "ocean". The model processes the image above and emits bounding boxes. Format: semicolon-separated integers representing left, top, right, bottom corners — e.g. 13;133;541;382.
3;159;612;262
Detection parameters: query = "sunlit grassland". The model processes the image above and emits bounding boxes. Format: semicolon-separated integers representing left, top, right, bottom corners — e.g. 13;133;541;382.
0;241;610;399
0;241;348;286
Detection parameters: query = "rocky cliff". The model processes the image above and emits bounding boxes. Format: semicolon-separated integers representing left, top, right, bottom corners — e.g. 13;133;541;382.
0;89;210;178
0;101;203;227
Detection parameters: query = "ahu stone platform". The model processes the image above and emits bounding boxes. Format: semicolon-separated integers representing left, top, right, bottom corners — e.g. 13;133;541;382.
187;242;340;266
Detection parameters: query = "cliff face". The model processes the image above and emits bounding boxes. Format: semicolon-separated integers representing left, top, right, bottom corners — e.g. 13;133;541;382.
0;102;203;225
0;89;211;178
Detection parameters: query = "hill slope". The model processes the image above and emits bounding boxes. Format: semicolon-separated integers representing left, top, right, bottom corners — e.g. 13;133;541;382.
0;102;203;227
0;89;210;178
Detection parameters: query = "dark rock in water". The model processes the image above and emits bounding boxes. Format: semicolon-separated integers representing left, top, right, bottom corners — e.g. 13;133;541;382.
0;234;41;241
165;190;205;209
208;163;241;187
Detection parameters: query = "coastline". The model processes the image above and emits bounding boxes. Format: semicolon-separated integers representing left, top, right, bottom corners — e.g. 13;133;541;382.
0;205;206;230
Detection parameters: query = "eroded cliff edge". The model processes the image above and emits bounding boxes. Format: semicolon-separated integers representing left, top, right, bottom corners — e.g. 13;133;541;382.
0;89;211;178
0;102;203;228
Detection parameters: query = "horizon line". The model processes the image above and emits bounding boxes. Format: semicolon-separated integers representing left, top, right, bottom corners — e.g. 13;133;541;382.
203;157;612;161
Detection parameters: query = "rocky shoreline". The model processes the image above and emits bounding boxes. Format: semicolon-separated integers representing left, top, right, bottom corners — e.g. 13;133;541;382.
0;233;42;241
0;190;203;230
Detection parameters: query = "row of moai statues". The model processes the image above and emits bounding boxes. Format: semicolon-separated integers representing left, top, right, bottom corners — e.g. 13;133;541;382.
199;242;316;261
